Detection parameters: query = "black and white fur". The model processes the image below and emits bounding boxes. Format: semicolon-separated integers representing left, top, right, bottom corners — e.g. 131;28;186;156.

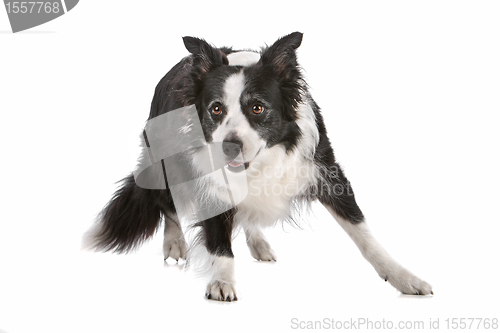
84;32;432;301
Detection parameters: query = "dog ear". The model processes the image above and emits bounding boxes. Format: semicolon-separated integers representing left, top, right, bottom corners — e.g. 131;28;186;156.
182;36;228;77
259;32;303;82
259;32;304;118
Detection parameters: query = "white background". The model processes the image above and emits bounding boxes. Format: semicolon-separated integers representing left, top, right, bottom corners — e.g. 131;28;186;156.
1;1;499;332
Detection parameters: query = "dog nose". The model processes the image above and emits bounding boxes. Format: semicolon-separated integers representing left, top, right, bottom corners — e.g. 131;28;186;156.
222;138;243;160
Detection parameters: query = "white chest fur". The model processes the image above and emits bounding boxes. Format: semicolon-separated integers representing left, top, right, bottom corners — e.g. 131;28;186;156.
235;146;318;228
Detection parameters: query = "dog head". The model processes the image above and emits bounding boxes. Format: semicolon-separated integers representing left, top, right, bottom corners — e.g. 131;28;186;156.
183;32;305;172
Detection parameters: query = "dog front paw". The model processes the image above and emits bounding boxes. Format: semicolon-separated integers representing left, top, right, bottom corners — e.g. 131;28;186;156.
384;267;433;295
205;280;238;302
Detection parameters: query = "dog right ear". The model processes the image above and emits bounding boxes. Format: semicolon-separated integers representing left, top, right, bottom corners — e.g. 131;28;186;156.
182;36;228;77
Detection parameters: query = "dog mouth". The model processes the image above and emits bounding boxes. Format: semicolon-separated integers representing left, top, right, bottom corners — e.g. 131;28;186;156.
226;159;249;173
228;160;244;168
225;148;261;173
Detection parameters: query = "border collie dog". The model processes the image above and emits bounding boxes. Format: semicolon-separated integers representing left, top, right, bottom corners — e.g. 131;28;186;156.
85;32;432;301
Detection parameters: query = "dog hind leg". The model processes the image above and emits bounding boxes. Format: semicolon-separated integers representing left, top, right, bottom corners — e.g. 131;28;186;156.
163;213;187;261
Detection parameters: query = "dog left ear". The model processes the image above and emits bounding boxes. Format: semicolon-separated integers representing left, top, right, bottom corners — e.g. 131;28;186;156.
259;32;303;82
182;36;228;77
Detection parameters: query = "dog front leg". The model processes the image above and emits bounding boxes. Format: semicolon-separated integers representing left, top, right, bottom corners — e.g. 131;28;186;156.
203;212;238;301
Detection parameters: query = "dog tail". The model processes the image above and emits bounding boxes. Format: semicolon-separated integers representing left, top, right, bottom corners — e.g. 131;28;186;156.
83;174;168;253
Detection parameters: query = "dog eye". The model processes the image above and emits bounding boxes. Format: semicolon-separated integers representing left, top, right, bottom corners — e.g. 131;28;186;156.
252;105;264;114
212;105;222;115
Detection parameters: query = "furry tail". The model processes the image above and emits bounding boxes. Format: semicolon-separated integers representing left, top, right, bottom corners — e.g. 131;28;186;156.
83;174;171;253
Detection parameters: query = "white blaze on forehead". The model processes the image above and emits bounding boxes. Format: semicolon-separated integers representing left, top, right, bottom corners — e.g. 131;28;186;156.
217;71;249;139
223;71;246;112
227;51;260;66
